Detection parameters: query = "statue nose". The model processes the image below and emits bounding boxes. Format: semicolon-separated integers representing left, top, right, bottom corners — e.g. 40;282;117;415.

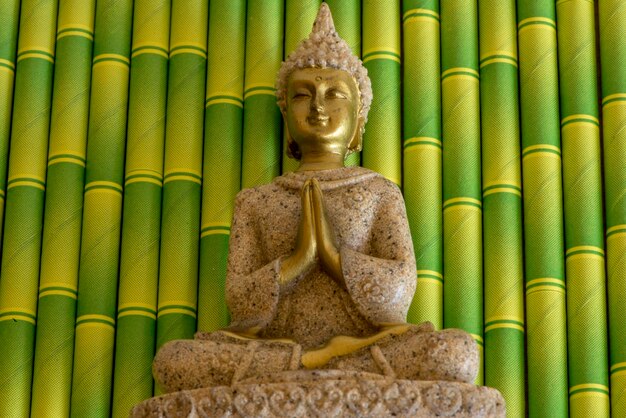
311;96;323;112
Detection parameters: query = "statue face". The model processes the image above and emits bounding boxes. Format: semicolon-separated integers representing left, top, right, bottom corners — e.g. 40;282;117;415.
285;68;360;159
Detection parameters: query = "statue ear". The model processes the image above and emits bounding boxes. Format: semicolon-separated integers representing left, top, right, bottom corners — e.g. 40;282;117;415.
347;117;365;155
280;104;301;160
285;127;302;160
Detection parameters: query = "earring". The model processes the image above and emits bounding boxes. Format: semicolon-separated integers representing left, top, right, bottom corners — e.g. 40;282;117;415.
346;119;365;154
286;132;302;160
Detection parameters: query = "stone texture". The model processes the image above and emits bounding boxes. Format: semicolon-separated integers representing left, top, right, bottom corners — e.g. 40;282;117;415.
225;167;416;348
153;324;479;393
144;168;504;418
322;327;478;383
131;371;506;418
147;167;499;416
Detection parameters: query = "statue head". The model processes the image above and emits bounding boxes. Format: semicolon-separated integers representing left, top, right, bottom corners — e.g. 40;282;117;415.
276;3;372;162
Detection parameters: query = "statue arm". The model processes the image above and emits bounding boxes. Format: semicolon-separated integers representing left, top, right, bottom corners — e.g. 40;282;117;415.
340;182;417;325
224;189;281;332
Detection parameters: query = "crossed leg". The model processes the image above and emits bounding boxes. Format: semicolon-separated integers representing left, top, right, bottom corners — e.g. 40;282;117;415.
153;322;478;393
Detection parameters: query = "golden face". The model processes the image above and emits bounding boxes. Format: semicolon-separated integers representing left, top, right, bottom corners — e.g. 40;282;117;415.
285;68;361;160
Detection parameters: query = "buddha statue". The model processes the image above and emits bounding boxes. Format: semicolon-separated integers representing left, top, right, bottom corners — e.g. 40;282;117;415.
152;3;479;394
137;4;505;417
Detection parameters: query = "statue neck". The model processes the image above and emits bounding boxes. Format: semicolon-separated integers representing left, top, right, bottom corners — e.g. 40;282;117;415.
297;151;345;172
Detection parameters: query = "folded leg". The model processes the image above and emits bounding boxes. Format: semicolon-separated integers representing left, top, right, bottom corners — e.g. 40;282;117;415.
319;324;478;383
153;331;301;393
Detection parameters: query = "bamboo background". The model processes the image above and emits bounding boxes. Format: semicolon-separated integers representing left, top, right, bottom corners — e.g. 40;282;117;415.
0;1;623;417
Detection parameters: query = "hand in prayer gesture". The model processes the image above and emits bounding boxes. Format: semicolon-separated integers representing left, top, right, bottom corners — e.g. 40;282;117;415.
280;178;344;288
310;178;344;287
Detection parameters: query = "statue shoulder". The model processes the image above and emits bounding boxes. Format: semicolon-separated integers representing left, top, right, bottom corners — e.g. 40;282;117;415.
233;187;262;218
234;182;289;210
234;187;258;206
362;173;404;202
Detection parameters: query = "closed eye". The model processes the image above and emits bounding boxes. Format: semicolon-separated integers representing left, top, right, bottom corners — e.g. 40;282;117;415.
292;91;311;99
326;89;348;99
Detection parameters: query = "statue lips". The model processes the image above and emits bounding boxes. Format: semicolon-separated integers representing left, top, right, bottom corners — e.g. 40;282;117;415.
306;114;329;127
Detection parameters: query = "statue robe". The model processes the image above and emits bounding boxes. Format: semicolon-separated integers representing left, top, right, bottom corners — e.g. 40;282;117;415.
225;166;416;350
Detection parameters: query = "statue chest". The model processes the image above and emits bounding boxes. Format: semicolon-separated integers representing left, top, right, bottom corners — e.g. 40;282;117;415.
255;184;380;261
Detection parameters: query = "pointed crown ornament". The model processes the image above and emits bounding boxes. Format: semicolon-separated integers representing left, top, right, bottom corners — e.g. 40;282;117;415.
276;3;373;125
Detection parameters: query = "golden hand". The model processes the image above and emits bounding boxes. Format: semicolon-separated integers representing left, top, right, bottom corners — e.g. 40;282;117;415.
279;179;317;287
310;178;345;287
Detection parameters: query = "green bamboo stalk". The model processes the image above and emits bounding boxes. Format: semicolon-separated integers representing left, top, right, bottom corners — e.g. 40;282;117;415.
30;1;95;417
517;1;568;416
401;0;442;329
362;0;402;186
112;0;170;415
478;0;525;414
325;0;361;167
0;0;20;248
241;0;284;188
556;1;609;416
70;0;133;416
0;1;58;416
282;0;321;174
440;0;483;385
197;0;246;332
156;0;208;361
599;1;626;417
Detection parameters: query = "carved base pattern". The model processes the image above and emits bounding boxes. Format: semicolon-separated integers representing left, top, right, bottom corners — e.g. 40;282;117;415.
131;375;505;417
